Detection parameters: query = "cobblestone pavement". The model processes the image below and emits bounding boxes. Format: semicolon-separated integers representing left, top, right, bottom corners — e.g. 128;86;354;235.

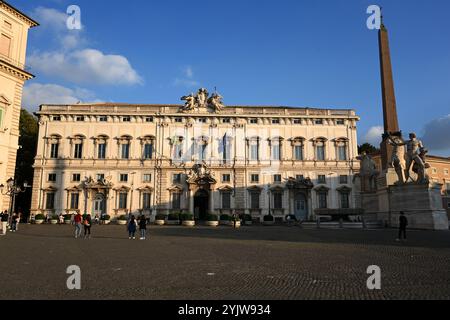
0;224;449;300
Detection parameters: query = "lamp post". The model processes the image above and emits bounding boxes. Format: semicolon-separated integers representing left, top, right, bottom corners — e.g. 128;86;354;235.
0;178;30;225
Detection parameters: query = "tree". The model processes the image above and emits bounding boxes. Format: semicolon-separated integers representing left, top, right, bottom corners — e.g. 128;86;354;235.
14;109;38;218
358;143;379;155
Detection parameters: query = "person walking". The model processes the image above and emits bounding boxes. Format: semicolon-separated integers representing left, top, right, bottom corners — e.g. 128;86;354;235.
10;213;17;232
1;211;8;236
83;214;92;239
128;215;137;240
74;212;82;238
139;215;147;240
396;211;408;241
15;212;21;231
58;213;64;225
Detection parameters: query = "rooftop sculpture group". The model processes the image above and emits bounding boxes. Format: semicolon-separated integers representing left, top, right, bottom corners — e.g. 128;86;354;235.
181;88;225;113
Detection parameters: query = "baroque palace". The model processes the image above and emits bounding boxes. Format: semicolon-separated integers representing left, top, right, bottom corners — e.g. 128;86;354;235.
31;89;360;222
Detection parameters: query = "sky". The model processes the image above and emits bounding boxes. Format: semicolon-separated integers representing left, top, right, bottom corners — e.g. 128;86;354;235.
9;0;450;156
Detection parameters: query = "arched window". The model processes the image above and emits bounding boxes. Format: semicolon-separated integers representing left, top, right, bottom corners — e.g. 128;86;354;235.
269;137;284;161
247;137;260;161
312;137;328;161
291;137;305;161
334;138;349;161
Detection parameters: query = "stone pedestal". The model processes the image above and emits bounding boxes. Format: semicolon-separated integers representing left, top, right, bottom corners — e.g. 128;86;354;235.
362;179;449;230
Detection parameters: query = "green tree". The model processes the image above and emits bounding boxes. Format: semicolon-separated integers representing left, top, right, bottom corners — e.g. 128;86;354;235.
358;143;379;155
14;109;38;217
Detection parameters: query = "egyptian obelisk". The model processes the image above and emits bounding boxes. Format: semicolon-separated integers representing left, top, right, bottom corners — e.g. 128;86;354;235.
378;20;400;170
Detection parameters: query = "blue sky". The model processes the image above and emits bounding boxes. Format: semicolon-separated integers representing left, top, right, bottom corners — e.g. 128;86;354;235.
11;0;450;156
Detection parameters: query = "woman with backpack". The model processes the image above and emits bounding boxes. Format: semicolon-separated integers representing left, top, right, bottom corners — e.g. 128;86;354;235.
128;215;137;240
83;214;92;239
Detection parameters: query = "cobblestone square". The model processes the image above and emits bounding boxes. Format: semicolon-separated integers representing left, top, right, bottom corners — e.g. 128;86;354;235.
0;224;449;300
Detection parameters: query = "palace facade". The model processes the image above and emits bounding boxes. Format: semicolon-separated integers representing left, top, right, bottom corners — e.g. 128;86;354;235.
31;89;360;222
0;1;37;211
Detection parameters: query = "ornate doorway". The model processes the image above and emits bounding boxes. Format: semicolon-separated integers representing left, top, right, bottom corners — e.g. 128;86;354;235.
93;193;106;216
194;189;209;221
294;192;308;221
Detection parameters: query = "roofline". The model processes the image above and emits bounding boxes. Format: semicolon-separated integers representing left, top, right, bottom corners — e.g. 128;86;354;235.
0;1;39;27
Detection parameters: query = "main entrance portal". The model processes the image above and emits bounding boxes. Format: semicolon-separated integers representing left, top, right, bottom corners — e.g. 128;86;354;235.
194;189;209;221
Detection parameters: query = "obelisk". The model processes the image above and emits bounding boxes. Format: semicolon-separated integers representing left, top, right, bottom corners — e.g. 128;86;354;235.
378;20;400;170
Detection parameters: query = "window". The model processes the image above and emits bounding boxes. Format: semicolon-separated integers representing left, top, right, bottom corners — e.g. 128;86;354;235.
118;192;128;209
175;118;183;123
50;143;59;159
72;174;81;182
145;117;154;123
173;174;182;184
271;143;281;161
249;119;258;124
315;119;323;125
318;175;326;184
48;173;57;182
198;143;207;161
221;191;231;209
273;174;282;183
340;175;348;184
121;143;130;159
336;119;345;125
76;116;85;122
251;174;259;183
293;119;301;124
45;193;55;210
272;119;280;124
74;143;83;159
174;143;183;160
97;174;105;181
172;193;181;210
340;192;350;209
318;192;327;209
52;116;61;121
122;116;131;122
250;192;260;209
70;193;79;210
222;135;231;163
250;141;259;161
222;174;231;183
316;141;325;161
338;145;347;161
98;116;107;122
142;193;151;210
198;118;207;123
98;143;106;159
143;174;152;183
222;118;231;123
143;143;153;159
294;145;303;160
0;34;11;57
273;192;283;209
119;174;128;182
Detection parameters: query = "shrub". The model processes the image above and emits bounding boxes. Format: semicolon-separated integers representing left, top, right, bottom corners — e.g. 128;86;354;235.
207;214;219;222
64;215;71;221
35;214;45;220
263;215;274;222
220;214;230;221
180;213;194;221
101;214;111;220
168;213;180;221
118;215;128;221
244;214;252;222
155;214;166;221
51;214;59;220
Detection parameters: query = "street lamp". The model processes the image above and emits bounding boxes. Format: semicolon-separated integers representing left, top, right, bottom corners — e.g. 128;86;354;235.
0;178;30;225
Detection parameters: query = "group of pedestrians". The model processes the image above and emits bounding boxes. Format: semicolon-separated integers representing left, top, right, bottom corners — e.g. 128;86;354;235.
72;212;148;240
0;211;21;235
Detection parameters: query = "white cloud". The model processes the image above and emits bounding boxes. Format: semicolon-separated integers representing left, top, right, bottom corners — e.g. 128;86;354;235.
23;83;101;111
361;126;383;146
33;7;68;31
421;114;450;152
28;49;143;86
174;65;199;88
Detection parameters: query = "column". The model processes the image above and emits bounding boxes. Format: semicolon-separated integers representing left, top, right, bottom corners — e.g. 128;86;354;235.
209;188;215;214
189;188;194;214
